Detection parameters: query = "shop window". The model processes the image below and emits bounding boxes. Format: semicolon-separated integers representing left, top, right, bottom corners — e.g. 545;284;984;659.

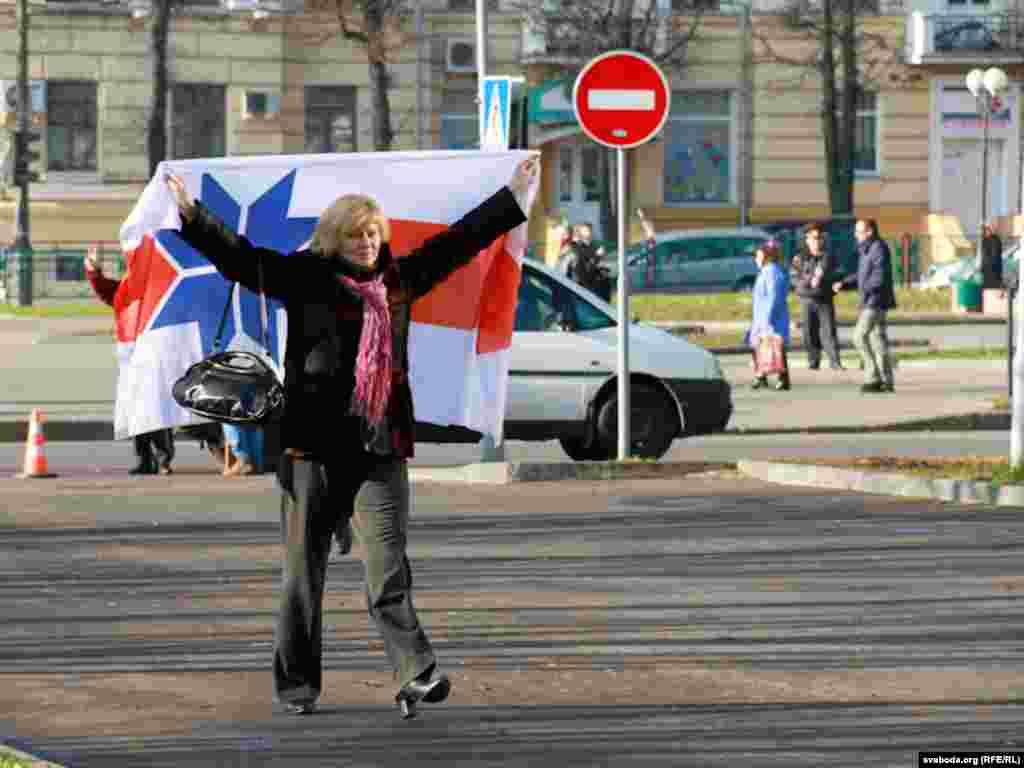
663;90;732;205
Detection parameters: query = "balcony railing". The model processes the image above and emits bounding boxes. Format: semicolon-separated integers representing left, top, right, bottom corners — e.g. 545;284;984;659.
907;12;1024;64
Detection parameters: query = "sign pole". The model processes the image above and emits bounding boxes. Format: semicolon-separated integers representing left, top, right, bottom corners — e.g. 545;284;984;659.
616;147;630;461
571;50;669;462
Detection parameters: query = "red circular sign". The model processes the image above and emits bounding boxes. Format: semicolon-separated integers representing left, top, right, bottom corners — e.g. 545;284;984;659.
573;51;670;149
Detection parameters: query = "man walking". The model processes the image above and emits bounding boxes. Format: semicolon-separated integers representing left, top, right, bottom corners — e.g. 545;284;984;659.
791;222;843;370
833;218;896;393
565;222;612;301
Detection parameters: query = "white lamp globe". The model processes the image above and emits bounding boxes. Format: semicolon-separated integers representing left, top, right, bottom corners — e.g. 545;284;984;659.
984;67;1009;96
966;68;986;96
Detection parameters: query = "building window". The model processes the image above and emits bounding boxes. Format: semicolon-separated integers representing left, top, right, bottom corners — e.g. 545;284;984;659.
46;81;96;172
854;91;879;174
172;83;225;160
305;86;357;153
440;89;478;150
664;90;732;205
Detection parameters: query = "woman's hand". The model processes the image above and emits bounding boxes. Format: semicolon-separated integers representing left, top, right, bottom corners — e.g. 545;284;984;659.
83;245;100;274
508;155;540;207
165;172;196;222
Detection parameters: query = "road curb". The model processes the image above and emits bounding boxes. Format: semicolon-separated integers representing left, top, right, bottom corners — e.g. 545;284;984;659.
410;460;735;484
737;459;1024;507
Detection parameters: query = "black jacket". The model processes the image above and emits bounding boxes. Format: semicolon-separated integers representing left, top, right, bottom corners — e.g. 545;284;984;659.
790;248;838;302
843;236;896;310
982;233;1004;290
178;187;526;459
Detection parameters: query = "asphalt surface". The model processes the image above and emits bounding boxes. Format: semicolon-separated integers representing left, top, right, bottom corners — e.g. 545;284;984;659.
1;474;1022;766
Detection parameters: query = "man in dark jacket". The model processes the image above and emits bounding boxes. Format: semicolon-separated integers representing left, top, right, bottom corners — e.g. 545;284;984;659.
790;222;843;370
566;222;612;301
833;218;897;393
981;223;1004;290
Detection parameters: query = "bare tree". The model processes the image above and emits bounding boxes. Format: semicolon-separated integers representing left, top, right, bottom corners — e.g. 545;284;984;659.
147;0;175;178
754;0;911;216
514;0;706;238
307;0;415;151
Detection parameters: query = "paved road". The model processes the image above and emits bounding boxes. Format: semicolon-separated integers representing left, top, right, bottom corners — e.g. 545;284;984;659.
2;474;1022;766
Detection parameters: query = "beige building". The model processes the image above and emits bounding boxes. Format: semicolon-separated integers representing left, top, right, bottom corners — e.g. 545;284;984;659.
2;0;1023;286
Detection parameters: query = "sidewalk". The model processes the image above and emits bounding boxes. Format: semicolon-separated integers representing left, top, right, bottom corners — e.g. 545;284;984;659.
0;313;1010;443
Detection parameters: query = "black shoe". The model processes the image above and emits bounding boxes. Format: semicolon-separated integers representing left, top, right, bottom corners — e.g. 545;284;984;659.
396;666;451;720
129;461;158;475
751;376;769;390
881;382;895;393
774;377;791;391
807;363;820;371
282;699;316;716
860;381;885;393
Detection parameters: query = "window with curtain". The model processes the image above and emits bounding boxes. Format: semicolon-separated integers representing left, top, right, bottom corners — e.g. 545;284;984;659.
440;89;478;150
46;80;97;172
663;90;732;204
854;91;879;174
172;83;226;160
304;86;357;153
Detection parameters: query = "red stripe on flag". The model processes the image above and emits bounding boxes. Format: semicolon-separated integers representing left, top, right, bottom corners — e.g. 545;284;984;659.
390;218;504;333
476;237;521;354
113;235;177;343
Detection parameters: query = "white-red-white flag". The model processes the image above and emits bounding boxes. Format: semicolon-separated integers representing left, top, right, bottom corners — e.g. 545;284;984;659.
116;150;537;443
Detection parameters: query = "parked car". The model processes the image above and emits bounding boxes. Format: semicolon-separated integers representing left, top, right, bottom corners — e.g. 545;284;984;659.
414;260;733;461
604;227;774;293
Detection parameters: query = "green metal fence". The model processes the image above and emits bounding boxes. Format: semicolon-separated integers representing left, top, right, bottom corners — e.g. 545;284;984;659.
0;242;125;302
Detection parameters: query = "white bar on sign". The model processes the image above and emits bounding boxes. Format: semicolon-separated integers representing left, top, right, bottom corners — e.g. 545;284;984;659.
588;89;655;111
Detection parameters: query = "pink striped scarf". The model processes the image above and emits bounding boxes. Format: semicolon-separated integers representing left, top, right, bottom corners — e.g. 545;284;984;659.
337;274;392;426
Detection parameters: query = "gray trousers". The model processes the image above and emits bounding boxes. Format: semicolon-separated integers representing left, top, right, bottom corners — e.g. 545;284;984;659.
852;307;893;386
272;452;435;706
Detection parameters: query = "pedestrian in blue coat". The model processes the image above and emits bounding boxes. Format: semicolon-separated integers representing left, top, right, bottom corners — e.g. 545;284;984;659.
746;240;791;391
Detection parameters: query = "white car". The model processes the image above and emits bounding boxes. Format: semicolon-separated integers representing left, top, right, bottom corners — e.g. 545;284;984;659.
416;261;734;461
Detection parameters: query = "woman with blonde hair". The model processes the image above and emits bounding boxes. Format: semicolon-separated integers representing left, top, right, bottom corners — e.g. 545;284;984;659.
745;240;791;391
166;156;539;719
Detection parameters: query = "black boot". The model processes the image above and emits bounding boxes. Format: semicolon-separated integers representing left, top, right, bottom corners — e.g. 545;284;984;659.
129;459;158;475
751;376;768;390
774;373;791;391
396;665;451;720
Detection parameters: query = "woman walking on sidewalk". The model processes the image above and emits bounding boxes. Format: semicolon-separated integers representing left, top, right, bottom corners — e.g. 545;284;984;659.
746;240;791;392
165;156;538;719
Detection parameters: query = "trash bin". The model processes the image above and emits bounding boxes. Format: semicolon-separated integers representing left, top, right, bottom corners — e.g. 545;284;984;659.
953;277;983;312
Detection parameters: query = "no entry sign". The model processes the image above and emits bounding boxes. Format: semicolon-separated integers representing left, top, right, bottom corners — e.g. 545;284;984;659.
572;50;670;149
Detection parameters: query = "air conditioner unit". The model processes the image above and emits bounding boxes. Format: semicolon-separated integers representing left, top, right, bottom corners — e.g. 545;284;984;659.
446;39;476;73
242;89;280;119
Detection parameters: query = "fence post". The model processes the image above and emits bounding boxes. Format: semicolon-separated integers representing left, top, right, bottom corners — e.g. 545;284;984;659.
901;233;913;288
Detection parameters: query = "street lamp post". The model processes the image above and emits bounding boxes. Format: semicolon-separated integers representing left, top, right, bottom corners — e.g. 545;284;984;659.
966;67;1008;271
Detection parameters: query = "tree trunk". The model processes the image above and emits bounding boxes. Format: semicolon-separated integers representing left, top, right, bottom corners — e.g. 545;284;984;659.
820;0;840;215
366;0;394;151
147;0;172;179
835;0;857;216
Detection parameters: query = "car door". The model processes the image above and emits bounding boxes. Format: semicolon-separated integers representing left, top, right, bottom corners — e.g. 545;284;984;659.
508;266;616;423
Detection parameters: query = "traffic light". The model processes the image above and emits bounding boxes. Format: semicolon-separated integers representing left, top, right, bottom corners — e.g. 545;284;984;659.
13;130;41;185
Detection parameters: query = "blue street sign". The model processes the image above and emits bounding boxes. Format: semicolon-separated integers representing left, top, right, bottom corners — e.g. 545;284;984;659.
480;76;512;150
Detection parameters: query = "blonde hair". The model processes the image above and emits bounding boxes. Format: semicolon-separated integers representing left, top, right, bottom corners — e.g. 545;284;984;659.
310;194;391;257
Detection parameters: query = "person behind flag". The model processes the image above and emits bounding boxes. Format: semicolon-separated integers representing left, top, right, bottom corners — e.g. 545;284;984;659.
83;247;176;476
165;155;539;718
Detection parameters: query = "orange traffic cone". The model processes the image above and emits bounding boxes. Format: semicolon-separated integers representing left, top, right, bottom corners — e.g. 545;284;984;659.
18;409;57;479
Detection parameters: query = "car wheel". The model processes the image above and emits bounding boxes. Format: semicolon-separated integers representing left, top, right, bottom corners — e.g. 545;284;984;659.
734;276;755;292
558;435;610;462
592;382;679;460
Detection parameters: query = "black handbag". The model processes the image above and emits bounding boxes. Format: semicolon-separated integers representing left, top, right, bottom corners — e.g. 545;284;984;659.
172;257;284;425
